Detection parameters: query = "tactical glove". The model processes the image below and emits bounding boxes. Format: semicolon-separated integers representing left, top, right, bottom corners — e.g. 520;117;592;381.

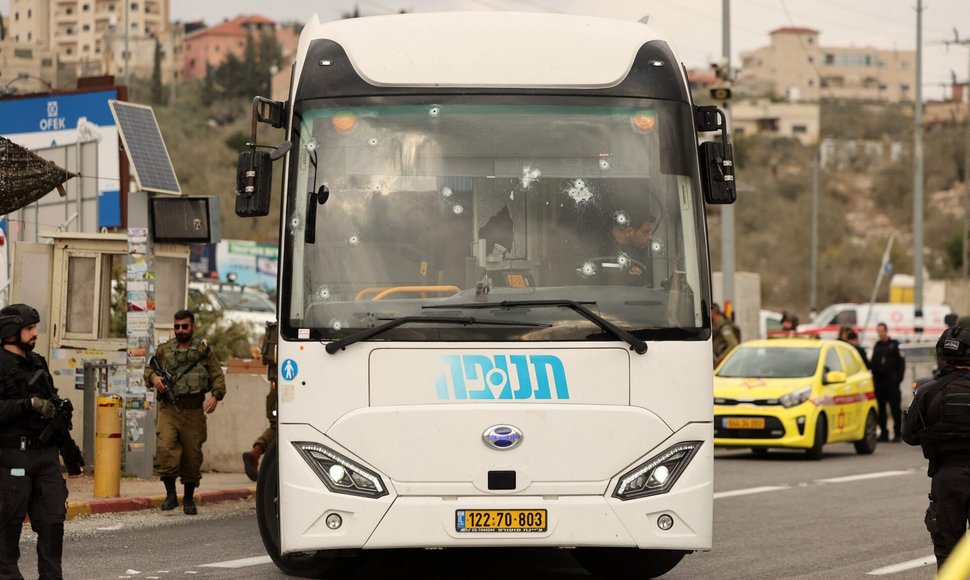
28;396;56;419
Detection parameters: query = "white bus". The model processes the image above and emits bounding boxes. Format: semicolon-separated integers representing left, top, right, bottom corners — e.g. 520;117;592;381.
236;11;736;579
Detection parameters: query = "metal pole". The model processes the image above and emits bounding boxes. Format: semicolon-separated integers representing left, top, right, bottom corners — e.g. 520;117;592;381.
124;0;130;88
810;148;819;316
964;45;970;278
913;0;925;333
721;0;735;316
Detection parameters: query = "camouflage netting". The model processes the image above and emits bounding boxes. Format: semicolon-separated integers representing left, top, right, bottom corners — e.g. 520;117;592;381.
0;135;75;216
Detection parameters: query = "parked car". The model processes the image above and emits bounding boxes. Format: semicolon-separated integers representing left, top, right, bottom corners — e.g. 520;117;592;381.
714;338;879;459
188;277;276;341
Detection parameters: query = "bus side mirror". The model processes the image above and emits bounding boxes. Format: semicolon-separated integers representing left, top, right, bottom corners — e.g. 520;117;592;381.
235;97;288;217
699;141;736;204
236;150;273;217
695;105;736;205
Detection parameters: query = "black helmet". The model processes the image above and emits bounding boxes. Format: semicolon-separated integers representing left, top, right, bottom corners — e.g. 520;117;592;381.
0;304;40;340
936;326;970;365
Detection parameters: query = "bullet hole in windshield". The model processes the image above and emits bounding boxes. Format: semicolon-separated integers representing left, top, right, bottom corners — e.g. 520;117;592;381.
441;186;453;198
521;166;542;189
428;105;442;117
348;234;360;246
566;178;594;205
316;286;331;301
368;137;379;147
452;204;464;215
652;239;665;255
617;253;631;269
305;140;317;152
580;261;597;277
330;320;344;331
614;210;630;227
599;157;612;171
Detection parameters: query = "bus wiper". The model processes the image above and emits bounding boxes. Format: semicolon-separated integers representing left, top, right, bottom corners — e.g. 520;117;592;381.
423;300;648;355
325;316;550;354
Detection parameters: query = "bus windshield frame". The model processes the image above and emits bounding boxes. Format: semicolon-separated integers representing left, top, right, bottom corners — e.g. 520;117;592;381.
279;95;711;343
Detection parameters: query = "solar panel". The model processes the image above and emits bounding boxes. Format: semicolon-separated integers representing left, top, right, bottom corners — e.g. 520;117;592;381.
108;100;181;195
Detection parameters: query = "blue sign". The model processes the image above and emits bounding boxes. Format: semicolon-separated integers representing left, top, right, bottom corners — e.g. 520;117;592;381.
281;359;299;381
0;90;118;135
435;354;569;400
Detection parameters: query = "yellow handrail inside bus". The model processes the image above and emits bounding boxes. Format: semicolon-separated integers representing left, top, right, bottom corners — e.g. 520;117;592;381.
355;287;387;301
369;285;461;301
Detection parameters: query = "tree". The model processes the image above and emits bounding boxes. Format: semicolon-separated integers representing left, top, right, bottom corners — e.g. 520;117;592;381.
151;39;167;105
201;66;216;107
256;29;283;96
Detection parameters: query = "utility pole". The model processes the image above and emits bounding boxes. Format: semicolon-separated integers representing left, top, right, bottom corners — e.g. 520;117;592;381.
942;30;970;278
720;0;736;318
810;149;819;318
124;0;130;88
913;0;925;334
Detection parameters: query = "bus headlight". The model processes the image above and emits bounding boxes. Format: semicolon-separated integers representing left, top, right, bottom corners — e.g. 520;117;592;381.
613;441;702;500
294;442;388;498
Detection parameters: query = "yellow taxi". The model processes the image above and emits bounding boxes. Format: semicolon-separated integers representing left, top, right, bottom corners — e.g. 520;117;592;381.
713;338;878;459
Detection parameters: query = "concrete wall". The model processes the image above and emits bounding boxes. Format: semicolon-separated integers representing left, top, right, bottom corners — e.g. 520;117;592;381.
201;369;272;473
712;271;762;343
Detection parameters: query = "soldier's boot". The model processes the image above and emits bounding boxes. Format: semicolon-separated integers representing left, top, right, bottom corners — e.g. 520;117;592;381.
160;477;178;511
242;444;263;482
183;484;198;515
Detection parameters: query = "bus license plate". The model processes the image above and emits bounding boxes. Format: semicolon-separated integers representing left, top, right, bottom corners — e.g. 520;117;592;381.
456;510;547;533
724;417;765;429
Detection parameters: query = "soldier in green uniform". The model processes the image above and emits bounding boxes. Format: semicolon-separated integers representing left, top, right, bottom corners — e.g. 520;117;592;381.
243;321;277;481
711;303;740;367
145;309;226;515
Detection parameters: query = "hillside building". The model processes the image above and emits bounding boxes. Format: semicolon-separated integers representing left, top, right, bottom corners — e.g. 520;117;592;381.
738;27;916;103
182;14;275;79
4;0;181;88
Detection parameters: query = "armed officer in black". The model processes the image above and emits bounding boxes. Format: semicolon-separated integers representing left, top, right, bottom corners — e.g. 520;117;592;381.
0;304;72;580
902;326;970;569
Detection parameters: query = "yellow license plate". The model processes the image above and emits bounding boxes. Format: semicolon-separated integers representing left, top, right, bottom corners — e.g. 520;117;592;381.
456;510;547;533
724;417;765;429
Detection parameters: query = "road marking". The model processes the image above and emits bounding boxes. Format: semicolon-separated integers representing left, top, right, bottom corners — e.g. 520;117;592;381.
200;555;274;569
713;485;789;499
866;555;935;575
815;470;913;484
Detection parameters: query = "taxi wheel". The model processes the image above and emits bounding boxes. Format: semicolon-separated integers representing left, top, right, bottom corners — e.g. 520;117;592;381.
805;414;827;460
751;448;769;456
854;410;878;455
573;548;688;579
256;442;361;578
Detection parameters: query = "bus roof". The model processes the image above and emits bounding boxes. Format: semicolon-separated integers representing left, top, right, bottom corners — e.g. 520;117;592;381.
297;11;676;89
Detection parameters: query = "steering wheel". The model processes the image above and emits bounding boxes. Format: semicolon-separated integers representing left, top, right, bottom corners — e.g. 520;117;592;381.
577;255;649;280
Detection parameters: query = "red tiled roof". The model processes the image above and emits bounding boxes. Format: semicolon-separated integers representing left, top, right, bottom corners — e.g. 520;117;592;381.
187;15;275;39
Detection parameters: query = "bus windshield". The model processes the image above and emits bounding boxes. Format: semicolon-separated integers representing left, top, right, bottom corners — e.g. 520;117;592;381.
281;97;709;342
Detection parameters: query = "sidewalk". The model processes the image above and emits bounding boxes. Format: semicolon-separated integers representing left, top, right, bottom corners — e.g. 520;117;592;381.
65;471;256;520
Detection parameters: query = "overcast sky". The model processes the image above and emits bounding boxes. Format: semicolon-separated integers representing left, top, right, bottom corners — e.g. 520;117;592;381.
3;0;968;100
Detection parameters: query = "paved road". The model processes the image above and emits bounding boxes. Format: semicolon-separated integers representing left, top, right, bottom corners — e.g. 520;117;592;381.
14;441;943;579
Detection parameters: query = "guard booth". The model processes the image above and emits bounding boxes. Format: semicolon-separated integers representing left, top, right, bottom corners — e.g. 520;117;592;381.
10;232;189;476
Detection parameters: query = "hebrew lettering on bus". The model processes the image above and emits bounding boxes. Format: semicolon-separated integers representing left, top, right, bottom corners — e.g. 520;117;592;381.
435;354;569;400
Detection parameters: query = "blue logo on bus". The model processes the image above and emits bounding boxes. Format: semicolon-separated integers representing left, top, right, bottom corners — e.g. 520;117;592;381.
435;355;569;400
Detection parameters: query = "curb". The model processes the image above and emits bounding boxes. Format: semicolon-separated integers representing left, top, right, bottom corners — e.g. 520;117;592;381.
66;486;256;520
